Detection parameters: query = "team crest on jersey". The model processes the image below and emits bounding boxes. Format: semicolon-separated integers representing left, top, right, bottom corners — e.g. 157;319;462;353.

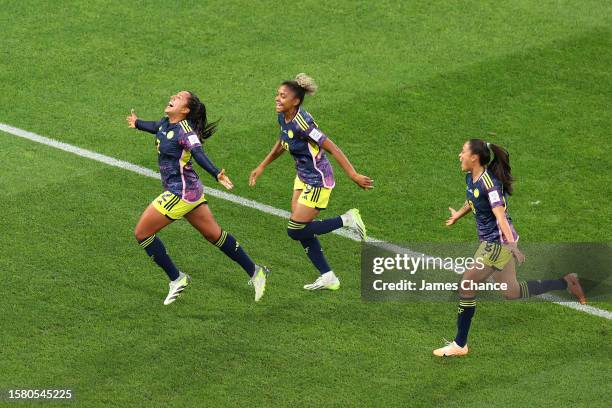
288;130;294;139
167;130;174;139
473;188;479;198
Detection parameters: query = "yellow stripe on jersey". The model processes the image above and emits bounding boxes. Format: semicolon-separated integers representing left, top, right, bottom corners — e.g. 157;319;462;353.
180;120;192;133
481;173;490;188
295;113;306;128
295;113;309;130
180;150;192;167
482;172;494;189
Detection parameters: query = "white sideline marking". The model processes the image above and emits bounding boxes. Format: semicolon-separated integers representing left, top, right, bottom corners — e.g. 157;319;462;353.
2;122;610;321
539;294;612;320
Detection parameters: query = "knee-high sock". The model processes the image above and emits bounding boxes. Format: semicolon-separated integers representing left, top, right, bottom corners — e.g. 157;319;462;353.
287;217;343;240
300;236;332;275
138;235;180;281
213;231;256;277
455;297;476;347
519;279;567;298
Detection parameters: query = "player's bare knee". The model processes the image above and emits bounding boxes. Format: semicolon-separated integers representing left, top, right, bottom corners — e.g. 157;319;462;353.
503;291;521;300
459;282;475;298
204;230;218;243
134;226;149;242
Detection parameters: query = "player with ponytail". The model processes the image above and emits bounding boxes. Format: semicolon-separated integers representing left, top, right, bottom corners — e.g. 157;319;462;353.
250;74;373;291
433;138;586;357
127;90;269;305
185;91;217;141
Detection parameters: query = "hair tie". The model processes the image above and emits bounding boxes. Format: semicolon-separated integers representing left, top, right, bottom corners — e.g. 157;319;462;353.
486;142;495;165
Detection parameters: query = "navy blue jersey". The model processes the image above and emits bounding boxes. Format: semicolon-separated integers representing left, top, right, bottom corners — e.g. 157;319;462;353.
137;117;204;202
466;169;518;243
278;108;335;188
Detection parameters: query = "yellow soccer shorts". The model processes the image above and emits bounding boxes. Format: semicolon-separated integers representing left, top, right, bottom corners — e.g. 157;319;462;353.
152;191;207;220
293;176;332;210
474;241;513;270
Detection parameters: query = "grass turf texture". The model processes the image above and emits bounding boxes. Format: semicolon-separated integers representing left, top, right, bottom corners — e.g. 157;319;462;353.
1;0;611;407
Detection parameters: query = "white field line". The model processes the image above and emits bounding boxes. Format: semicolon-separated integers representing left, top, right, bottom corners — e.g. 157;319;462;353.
2;122;610;321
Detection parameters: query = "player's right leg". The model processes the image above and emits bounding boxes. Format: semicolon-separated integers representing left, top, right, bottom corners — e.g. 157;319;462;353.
134;201;189;305
289;193;340;290
290;179;367;241
492;258;521;300
433;261;494;357
184;203;269;302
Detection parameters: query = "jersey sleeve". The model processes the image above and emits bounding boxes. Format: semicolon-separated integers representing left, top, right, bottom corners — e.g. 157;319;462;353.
297;111;328;147
177;121;202;151
135;118;164;134
191;146;221;179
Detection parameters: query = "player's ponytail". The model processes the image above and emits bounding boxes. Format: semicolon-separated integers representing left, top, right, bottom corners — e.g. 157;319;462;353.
282;73;318;105
469;138;514;195
187;91;218;141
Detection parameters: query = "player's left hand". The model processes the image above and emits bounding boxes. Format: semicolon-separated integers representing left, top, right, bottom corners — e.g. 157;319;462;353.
217;169;234;190
506;242;525;265
446;207;461;226
127;109;138;128
352;173;373;190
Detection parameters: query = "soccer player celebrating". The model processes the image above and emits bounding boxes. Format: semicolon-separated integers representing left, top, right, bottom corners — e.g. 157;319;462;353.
127;91;268;305
433;139;586;357
249;74;373;290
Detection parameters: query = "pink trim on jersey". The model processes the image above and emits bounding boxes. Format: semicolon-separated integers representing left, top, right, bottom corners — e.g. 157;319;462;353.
179;150;187;200
497;221;505;243
497;217;519;244
307;142;333;188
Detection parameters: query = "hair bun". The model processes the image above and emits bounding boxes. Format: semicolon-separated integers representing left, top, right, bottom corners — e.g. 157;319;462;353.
295;73;318;96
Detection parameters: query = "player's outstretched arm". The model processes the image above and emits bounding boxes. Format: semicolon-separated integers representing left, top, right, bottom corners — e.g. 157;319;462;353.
321;138;373;190
191;146;234;190
249;140;285;186
126;109;160;134
446;201;471;226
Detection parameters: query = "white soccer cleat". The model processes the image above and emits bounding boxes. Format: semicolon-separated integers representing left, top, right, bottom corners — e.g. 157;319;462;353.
433;340;469;357
303;271;340;291
342;208;367;241
249;265;270;302
163;272;191;305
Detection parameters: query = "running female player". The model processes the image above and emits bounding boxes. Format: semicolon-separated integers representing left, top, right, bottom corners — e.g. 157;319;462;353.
127;91;268;305
433;139;586;357
249;74;373;290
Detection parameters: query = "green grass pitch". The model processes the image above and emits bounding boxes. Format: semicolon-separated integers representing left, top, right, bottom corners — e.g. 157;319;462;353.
1;1;610;407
